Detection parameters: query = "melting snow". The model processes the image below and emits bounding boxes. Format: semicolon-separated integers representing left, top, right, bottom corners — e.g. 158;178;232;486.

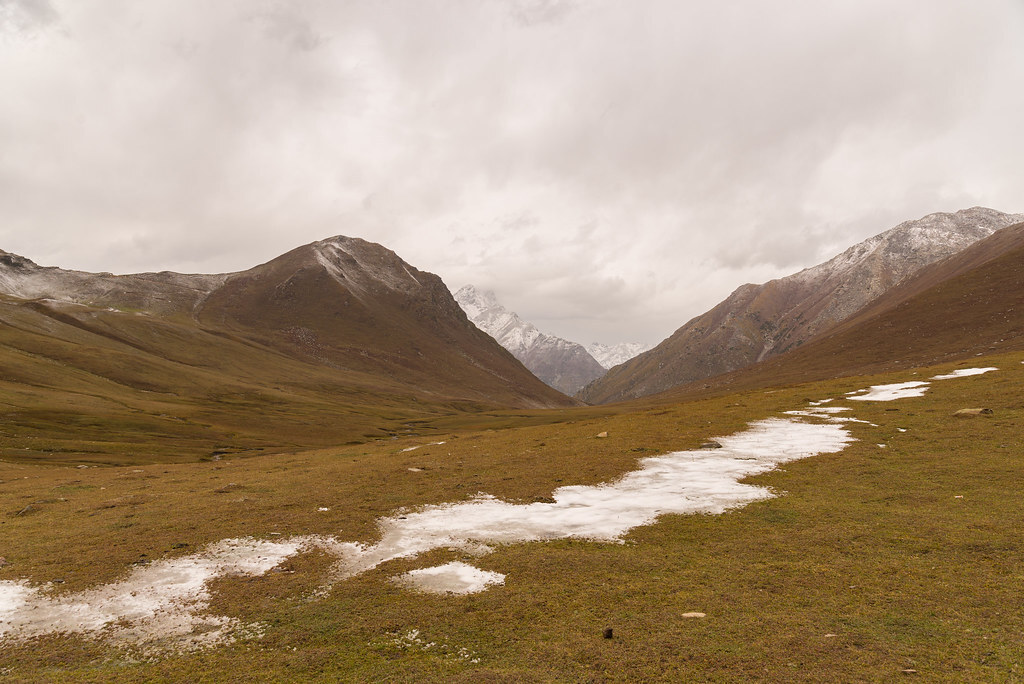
0;537;313;651
847;381;931;401
324;414;855;584
0;367;1003;650
394;562;505;595
931;367;998;380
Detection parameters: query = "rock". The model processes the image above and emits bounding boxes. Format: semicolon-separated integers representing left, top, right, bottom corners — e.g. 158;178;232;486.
682;612;706;618
596;432;608;438
699;441;723;449
603;628;614;639
15;504;36;516
954;408;993;416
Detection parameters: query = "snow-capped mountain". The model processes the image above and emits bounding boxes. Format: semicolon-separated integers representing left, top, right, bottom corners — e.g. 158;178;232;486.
586;342;649;369
579;207;1024;403
454;285;607;395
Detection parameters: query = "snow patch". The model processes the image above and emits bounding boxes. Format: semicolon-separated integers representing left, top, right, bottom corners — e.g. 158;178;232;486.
327;416;855;584
0;536;314;651
930;367;998;380
394;562;505;595
847;381;931;401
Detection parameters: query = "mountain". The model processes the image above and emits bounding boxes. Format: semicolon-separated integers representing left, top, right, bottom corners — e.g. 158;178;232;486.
0;237;573;464
659;219;1024;399
454;285;607;395
586;342;649;369
578;207;1024;404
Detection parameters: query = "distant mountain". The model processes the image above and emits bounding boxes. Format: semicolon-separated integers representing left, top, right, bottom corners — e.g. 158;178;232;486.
586;342;649;370
579;207;1024;404
0;237;573;463
454;285;607;395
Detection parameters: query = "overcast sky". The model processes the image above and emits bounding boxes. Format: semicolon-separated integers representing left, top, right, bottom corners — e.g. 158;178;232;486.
2;0;1022;346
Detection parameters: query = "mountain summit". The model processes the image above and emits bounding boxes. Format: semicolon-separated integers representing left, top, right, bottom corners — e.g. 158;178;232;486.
579;207;1024;404
454;285;607;395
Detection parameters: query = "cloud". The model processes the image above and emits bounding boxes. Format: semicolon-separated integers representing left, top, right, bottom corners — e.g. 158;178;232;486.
1;0;1022;345
0;0;58;34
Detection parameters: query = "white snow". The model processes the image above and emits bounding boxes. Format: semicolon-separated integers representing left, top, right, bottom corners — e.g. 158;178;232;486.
394;562;505;595
586;342;650;369
325;414;855;583
847;381;931;401
2;364;1005;650
0;536;311;650
930;367;998;380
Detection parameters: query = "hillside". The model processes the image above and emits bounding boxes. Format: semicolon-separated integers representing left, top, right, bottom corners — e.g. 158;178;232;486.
0;238;573;464
579;208;1024;404
455;285;607;394
657;221;1024;400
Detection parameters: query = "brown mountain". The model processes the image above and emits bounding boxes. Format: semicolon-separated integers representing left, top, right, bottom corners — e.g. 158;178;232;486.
578;207;1024;404
658;220;1024;400
0;237;572;464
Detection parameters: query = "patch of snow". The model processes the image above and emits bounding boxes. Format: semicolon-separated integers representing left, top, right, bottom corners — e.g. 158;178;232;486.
326;417;855;584
0;536;313;651
930;367;998;380
847;381;931;401
394;561;505;595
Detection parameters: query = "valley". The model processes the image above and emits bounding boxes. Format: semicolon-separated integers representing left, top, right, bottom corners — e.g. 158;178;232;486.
1;213;1023;681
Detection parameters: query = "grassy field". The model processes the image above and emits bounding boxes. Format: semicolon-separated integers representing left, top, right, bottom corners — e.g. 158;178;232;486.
2;352;1023;681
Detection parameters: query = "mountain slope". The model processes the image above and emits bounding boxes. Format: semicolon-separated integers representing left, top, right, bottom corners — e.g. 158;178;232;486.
0;238;573;464
657;220;1024;400
579;207;1024;404
455;285;607;395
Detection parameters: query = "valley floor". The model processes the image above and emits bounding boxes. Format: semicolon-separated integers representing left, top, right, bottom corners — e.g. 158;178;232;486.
1;353;1023;681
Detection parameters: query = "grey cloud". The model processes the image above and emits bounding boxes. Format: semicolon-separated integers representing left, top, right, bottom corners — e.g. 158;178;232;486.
0;0;57;34
1;0;1022;346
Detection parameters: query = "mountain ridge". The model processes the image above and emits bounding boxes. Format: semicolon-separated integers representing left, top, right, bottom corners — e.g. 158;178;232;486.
578;207;1024;404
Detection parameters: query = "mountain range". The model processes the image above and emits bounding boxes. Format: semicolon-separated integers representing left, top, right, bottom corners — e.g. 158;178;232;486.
578;207;1024;403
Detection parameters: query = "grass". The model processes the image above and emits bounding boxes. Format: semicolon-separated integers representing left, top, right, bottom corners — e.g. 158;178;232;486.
2;352;1024;681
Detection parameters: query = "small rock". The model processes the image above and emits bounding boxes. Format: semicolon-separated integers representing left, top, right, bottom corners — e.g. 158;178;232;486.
954;408;993;417
699;441;723;450
902;669;918;674
596;432;608;438
0;557;8;568
682;612;706;618
407;467;423;472
15;505;36;517
824;633;838;638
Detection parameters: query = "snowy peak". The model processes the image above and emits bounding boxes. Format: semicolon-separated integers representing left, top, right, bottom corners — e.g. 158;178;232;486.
586;342;650;369
311;236;427;298
454;285;542;355
455;285;605;395
798;207;1022;284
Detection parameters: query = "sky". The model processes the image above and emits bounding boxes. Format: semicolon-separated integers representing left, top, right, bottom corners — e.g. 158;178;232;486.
1;0;1022;347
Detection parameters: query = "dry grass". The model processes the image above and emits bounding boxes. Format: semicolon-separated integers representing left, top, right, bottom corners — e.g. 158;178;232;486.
2;352;1023;681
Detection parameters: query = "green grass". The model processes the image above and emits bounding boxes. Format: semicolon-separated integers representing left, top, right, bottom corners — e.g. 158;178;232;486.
2;352;1024;681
